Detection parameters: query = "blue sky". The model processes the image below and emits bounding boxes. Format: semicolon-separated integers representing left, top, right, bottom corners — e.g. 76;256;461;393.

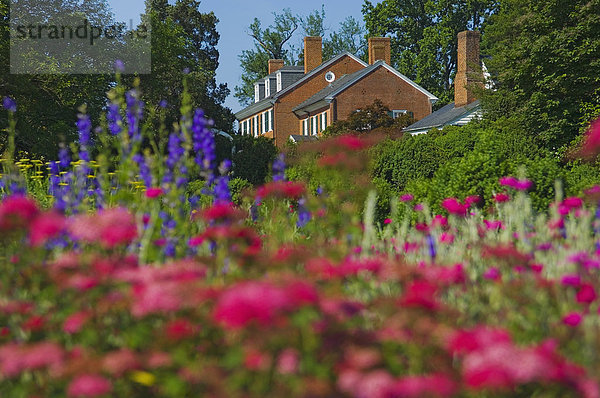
106;0;380;113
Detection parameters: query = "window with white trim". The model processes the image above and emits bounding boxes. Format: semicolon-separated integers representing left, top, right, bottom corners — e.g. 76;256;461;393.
312;116;317;136
254;115;258;137
269;109;274;131
265;79;270;97
321;111;327;131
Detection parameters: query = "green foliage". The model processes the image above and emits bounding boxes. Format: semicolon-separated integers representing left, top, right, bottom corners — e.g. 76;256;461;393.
481;0;600;150
362;0;498;107
231;135;278;186
0;0;112;158
138;0;234;133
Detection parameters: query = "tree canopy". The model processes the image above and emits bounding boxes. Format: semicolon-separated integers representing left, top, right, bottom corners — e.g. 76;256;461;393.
481;0;600;150
362;0;498;106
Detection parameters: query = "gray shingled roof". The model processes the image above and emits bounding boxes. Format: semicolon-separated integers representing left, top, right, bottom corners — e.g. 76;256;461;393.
403;100;481;132
292;60;438;116
292;69;366;115
234;96;275;120
235;52;369;120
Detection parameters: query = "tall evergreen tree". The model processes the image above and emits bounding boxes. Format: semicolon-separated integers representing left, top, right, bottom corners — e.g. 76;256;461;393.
139;0;234;132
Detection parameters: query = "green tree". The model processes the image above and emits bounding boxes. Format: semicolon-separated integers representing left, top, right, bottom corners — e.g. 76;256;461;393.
234;9;299;106
481;0;600;150
362;0;497;106
138;0;234;132
235;7;368;106
0;0;113;158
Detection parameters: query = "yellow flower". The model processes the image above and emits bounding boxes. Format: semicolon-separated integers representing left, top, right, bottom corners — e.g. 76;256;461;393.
130;371;156;386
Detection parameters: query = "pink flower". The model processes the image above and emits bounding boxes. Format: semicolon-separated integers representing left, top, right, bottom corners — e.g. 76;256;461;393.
447;327;512;355
562;312;583;327
483;220;503;230
499;176;532;191
67;374;112;397
483;267;501;281
439;232;454;244
400;194;414;202
63;311;90;334
561;274;581;287
102;349;139;376
213;281;291;329
69;207;137;248
0;195;39;230
0;342;64;377
145;187;163;198
384;218;392;225
165;319;197;340
277;348;299;374
29;211;65;247
431;214;448;228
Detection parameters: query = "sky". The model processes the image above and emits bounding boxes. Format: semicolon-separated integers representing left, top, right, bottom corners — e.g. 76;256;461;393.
106;0;380;114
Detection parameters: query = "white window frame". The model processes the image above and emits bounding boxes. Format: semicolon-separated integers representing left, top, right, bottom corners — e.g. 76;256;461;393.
265;79;270;97
254;84;260;103
269;109;274;131
254;115;258;137
321;112;327;131
392;110;408;119
276;72;282;92
311;116;317;136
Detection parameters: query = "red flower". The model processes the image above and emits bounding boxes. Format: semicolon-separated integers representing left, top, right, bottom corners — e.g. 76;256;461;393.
102;349;140;376
493;192;510;203
399;280;439;310
165;319;197;340
197;202;244;222
67;374;112;397
256;181;306;200
336;134;368;150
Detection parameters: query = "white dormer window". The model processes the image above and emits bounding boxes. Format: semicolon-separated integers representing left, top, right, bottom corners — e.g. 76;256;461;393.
265;79;270;97
254;84;260;103
276;71;282;92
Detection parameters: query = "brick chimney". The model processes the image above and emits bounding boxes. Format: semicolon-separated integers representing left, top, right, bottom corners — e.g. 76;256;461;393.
454;31;483;107
304;36;322;74
268;59;284;75
368;37;391;65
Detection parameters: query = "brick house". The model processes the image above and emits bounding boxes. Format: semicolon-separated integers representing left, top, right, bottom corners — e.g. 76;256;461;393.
235;36;438;147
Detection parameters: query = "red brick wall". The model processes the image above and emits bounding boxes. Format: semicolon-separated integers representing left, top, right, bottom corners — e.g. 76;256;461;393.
273;55;365;147
455;31;482;107
334;66;432;122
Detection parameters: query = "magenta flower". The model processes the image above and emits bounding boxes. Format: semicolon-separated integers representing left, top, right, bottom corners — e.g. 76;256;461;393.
576;283;597;304
483;267;501;281
441;198;468;216
576;117;600;160
493;192;510;203
562;312;583;327
499;176;532;191
400;193;414;202
145;187;163;198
